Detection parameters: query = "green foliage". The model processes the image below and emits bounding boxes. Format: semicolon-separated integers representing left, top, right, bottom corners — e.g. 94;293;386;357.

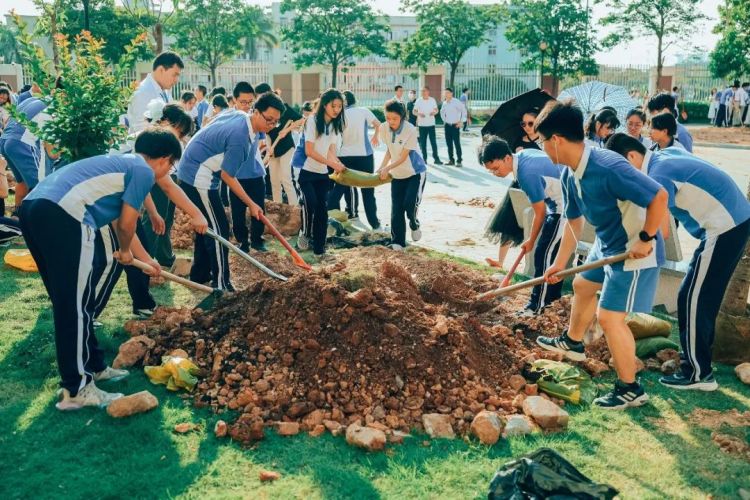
709;0;750;79
0;22;22;63
680;100;710;124
280;0;389;87
503;0;598;92
10;14;148;162
169;0;273;83
396;0;497;88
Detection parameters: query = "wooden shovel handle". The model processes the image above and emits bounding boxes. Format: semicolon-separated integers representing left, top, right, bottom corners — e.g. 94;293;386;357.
258;213;312;271
131;258;214;293
500;249;526;288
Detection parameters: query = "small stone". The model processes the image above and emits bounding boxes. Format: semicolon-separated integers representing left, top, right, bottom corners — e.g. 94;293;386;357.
344;288;373;308
112;336;155;368
346;424;386;451
106;391;158;418
309;424;326;437
508;374;526;391
736;363;750;385
324;419;344;436
656;348;680;363
169;348;189;359
661;359;679;375
421;413;455;439
470;411;504;445
581;359;609;377
502;415;535;437
524;384;538;396
174;422;196;433
512;394;526;409
259;470;281;482
276;422;300;436
214;420;228;438
523;396;569;430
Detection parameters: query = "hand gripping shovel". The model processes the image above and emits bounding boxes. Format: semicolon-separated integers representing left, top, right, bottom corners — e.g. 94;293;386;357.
205;228;288;282
258;212;312;271
477;252;630;301
130;258;223;310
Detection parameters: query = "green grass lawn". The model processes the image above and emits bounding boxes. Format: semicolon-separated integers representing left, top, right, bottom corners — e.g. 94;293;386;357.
1;242;749;499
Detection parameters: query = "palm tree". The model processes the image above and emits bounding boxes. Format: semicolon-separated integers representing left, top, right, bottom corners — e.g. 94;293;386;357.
0;23;21;63
240;6;277;61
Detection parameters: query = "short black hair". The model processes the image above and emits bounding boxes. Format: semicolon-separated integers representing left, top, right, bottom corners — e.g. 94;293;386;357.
196;85;208;96
254;82;272;94
535;100;584;142
343;90;356;107
254;91;285;114
20;84;30;93
181;91;195;102
462;87;469;93
212;94;229;109
585;108;620;140
394;85;403;92
384;98;406;119
210;87;226;97
135;127;183;162
605;132;647;157
477;135;512;164
233;81;254;98
651;112;677;136
152;51;184;71
647;93;676;116
445;87;453;93
301;101;313;113
0;88;9;99
160;103;194;138
672;86;678;92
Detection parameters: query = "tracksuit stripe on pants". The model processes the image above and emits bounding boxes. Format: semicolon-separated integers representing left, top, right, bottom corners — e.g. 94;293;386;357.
528;214;564;312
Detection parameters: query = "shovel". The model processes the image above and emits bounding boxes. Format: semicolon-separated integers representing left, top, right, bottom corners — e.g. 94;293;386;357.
477;252;630;301
258;212;312;271
500;248;527;288
130;258;223;310
205;228;288;282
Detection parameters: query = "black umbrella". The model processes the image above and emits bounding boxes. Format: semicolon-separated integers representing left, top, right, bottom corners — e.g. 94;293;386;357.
481;89;556;148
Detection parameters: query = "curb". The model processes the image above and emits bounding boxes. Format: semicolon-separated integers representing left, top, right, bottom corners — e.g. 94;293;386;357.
694;142;750;151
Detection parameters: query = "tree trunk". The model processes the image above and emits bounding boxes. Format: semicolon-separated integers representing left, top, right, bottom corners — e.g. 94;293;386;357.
153;23;163;54
331;59;338;88
210;65;217;86
449;63;457;89
551;56;559;97
656;34;663;92
83;0;90;31
49;8;60;69
714;179;750;363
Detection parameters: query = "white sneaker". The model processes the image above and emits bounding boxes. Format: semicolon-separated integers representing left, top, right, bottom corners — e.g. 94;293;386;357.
391;244;405;251
297;232;310;251
94;366;129;382
56;382;123;411
411;228;422;242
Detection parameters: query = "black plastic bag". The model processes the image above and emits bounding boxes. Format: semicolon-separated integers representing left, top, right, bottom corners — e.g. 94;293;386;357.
487;448;618;500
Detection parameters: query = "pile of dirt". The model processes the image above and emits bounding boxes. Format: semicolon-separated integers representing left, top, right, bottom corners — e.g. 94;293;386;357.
128;247;596;444
171;209;194;250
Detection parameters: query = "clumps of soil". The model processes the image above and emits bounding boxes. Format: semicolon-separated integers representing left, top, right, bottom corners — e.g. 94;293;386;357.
131;247;587;444
171;209;194;250
457;197;496;209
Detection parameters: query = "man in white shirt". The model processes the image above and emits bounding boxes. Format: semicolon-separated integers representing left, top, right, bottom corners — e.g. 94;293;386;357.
413;86;442;165
440;87;467;167
733;82;747;127
127;52;184;134
393;85;405;104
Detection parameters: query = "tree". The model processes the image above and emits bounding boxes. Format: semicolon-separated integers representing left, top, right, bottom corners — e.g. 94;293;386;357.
280;0;388;88
709;0;750;79
599;0;707;90
0;22;22;63
10;14;148;161
121;0;175;54
31;0;67;68
240;6;277;61
169;0;273;84
396;0;497;89
503;0;598;96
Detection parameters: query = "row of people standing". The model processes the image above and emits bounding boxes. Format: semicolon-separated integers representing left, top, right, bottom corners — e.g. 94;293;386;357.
709;81;749;127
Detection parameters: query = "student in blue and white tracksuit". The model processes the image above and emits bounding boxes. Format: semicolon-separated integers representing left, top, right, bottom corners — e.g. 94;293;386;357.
19;129;183;411
299;89;347;256
647;93;693;152
328;90;382;229
230;129;267;253
478;136;565;314
607;134;750;391
177;93;284;288
534;101;669;410
377;99;428;250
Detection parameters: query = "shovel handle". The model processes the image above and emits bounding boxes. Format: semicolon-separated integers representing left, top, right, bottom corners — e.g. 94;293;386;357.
500;248;526;288
258;213;312;271
477;252;630;301
131;258;214;293
205;228;288;281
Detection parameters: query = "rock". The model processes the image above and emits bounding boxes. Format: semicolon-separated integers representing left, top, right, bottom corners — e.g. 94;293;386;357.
645;358;662;371
661;359;679;375
324;419;344;436
174;423;197;433
656;348;680;363
276;422;300;436
229;416;265;443
432;315;449;336
345;424;386;451
112;336;155;368
523;396;569;430
259;470;281;482
309;424;326;437
106;391;158;418
344;288;373;308
170;257;193;277
508;374;526;391
123;320;147;337
524;384;538;396
512;394;526;410
502;415;535;437
170;348;189;359
421;413;455;439
736;363;750;385
302;409;325;428
470;411;504;445
214;420;228;438
581;359;609;377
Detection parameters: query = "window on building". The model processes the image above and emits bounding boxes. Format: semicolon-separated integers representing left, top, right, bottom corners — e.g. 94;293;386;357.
488;45;497;56
488;64;496;74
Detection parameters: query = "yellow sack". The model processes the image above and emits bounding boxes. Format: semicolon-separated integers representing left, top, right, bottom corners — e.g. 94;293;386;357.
329;169;392;188
626;313;672;340
144;355;200;392
4;249;38;272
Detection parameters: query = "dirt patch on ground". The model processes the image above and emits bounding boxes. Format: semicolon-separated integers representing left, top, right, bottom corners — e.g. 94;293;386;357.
690;408;750;429
691;126;750;146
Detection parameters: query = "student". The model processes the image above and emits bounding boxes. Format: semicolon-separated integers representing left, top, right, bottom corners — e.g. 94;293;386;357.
393;85;405;105
440;87;466;167
707;88;719;123
180;91;197;112
414;86;442;165
533;100;669;410
479;136;565;314
625;109;653;149
0;87;10;132
299;89;346;257
193;85;210;131
715;84;732;128
208;94;230;123
0;156;21;245
649;112;685;151
647;93;693;152
734;82;748;126
460;88;471;131
584;108;619;147
201;87;227;127
19;129;185;410
406;90;418;126
177;93;283;289
127;51;183;134
377;99;427;251
606;134;750;390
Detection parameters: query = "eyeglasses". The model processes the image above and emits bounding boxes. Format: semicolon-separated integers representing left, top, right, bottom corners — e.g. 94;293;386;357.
520;121;534;127
626;121;643;128
237;99;253;106
258;109;279;126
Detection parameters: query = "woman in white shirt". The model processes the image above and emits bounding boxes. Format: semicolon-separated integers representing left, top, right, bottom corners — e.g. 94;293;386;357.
377;99;428;250
299;89;346;257
625;109;653;149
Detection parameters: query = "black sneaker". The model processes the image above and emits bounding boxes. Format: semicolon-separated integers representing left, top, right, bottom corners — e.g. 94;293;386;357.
239;242;250;253
251;242;268;253
536;331;586;361
659;372;718;391
433;159;443;165
594;380;649;410
446;160;455;166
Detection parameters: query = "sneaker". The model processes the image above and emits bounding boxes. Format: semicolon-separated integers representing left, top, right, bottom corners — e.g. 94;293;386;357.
536;331;586;362
251;242;268;253
593;380;649;410
446;160;455;166
134;308;154;319
94;366;129;382
411;228;422;242
314;253;335;263
297;232;310;251
515;308;535;318
239;242;250;253
433;159;443;165
391;244;405;251
93;319;103;329
456;162;463;168
56;382;123;411
659;373;718;391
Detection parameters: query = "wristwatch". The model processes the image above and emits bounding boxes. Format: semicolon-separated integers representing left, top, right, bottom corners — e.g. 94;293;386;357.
639;231;656;242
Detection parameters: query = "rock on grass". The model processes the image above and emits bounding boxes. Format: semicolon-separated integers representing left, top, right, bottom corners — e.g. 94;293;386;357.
522;396;569;430
106;391;158;418
470;411;504;445
422;414;455;439
345;424;386;451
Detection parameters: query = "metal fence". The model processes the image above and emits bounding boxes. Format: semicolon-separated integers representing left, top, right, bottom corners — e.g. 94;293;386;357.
322;63;421;107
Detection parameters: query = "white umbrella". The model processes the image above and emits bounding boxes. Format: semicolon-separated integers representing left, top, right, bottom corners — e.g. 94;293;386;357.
558;81;638;124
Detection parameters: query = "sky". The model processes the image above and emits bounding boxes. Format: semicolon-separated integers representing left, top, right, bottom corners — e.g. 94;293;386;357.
0;0;723;66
